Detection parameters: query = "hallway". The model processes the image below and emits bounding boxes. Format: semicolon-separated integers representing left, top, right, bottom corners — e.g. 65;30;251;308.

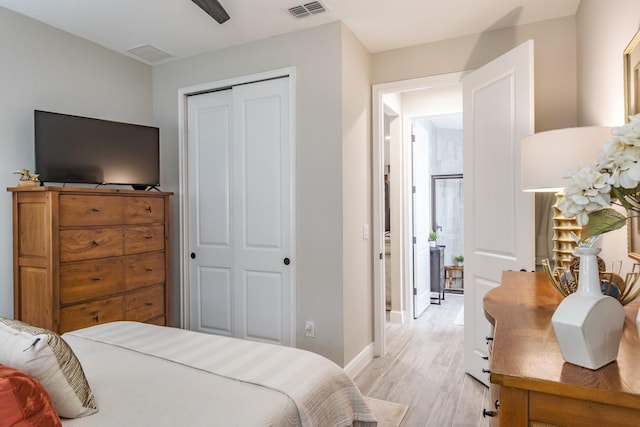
354;295;490;426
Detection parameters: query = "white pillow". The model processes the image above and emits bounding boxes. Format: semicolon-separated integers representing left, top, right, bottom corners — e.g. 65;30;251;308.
0;317;97;418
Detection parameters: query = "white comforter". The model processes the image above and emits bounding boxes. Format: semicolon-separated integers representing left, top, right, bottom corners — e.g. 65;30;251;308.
61;321;376;427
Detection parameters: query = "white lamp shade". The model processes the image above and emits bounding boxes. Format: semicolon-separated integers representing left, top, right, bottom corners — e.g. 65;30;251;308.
521;126;612;192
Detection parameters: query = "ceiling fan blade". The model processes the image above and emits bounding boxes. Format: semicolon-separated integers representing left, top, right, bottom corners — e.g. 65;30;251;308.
191;0;230;24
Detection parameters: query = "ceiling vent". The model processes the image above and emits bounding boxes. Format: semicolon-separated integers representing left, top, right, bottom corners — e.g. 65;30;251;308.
126;45;173;63
287;1;327;18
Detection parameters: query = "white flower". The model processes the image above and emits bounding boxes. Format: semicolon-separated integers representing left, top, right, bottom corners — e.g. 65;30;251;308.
559;165;611;225
560;113;640;232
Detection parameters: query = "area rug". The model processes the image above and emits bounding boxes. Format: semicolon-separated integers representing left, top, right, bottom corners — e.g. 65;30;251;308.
454;306;464;325
364;396;408;427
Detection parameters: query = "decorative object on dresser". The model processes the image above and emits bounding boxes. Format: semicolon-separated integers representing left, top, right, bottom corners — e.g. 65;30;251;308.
8;186;172;334
520;126;612;270
12;168;40;187
550;245;625;370
557;115;640;339
484;271;640;426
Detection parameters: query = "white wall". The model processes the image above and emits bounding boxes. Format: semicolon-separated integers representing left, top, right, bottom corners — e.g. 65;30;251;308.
576;0;640;274
0;7;152;318
341;24;373;364
373;16;578;133
152;22;351;364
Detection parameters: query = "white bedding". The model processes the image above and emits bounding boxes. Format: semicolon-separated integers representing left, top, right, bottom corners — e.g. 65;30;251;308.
61;321;376;427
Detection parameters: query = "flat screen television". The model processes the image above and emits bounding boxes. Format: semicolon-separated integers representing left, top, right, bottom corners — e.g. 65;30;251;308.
34;110;160;189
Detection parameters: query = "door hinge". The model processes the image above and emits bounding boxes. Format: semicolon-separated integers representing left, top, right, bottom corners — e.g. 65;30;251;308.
411;134;416;143
412;185;416;194
413;288;417;295
413;236;416;244
379;252;383;260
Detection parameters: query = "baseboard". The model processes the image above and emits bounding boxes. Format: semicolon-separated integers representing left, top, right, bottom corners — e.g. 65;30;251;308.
389;310;405;324
344;342;374;379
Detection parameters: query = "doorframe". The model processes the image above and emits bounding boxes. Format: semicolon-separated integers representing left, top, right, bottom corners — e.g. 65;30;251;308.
177;67;297;347
372;71;466;356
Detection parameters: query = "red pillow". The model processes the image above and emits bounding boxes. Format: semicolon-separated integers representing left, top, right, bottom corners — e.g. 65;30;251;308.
0;364;62;427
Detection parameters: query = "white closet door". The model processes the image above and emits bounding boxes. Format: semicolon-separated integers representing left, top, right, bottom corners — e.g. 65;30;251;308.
232;78;292;345
188;77;292;346
188;89;234;337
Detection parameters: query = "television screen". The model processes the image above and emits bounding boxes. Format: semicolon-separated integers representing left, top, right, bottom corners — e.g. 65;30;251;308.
35;110;160;188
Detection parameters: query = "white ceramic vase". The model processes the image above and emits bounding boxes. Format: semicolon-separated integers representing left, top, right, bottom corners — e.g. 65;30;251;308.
551;246;625;370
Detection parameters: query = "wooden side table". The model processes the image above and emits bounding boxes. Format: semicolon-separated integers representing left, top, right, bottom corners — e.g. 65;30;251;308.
444;265;464;291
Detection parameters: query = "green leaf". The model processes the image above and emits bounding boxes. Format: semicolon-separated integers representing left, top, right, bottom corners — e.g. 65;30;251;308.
581;208;627;241
611;187;638;210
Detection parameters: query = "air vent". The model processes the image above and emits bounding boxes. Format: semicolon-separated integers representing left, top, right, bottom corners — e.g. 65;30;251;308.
126;45;173;63
287;1;327;18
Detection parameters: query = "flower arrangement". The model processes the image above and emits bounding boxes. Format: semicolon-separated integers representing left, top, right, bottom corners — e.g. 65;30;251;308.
558;114;640;241
552;115;640;305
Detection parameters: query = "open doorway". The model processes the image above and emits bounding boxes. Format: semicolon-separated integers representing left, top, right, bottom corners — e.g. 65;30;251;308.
372;72;465;356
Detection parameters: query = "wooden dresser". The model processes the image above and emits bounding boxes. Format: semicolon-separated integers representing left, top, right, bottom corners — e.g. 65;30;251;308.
483;271;640;426
9;187;172;334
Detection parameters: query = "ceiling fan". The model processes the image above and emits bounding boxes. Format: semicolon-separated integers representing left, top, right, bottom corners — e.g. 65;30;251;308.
191;0;230;24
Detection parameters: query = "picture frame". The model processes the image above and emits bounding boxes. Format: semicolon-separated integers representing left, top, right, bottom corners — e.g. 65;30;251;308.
628;214;640;261
625;29;640;260
623;29;640;120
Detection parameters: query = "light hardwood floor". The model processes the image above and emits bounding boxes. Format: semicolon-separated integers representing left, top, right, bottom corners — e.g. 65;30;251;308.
354;294;491;427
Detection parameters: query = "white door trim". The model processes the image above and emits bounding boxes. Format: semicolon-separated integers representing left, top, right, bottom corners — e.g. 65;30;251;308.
372;72;466;356
178;67;297;347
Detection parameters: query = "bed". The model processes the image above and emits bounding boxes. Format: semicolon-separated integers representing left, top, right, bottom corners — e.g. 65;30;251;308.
54;321;377;426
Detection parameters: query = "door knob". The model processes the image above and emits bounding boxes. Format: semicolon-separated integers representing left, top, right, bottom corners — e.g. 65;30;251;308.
283;258;290;265
190;252;196;259
482;409;496;418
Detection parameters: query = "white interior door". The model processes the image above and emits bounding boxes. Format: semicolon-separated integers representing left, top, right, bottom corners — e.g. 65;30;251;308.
412;122;431;318
188;77;293;346
462;40;535;385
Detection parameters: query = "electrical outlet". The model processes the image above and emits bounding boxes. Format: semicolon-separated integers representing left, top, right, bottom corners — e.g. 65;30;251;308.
305;320;315;338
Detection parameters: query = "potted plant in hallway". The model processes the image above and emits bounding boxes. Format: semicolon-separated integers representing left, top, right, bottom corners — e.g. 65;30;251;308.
454;255;464;266
429;230;438;247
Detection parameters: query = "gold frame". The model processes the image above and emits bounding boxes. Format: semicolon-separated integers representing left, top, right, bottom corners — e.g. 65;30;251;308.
624;29;640;120
629;214;640;261
625;30;640;259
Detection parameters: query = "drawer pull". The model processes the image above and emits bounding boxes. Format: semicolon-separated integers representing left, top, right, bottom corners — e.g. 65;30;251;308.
482;409;496;418
482;368;491;374
145;235;153;239
145;302;153;306
91;208;101;212
91;240;99;246
93;314;99;322
146;206;152;213
146;268;153;272
485;336;494;341
494;400;500;409
91;277;101;281
481;356;489;360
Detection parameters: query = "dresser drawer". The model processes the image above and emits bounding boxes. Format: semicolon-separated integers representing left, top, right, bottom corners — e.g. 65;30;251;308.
125;285;164;322
60;296;124;333
60;258;125;304
126;252;165;290
60;195;124;226
60;228;124;262
124;225;164;254
125;197;164;224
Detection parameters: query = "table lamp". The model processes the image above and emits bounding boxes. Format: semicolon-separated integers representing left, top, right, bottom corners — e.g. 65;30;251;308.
521;126;612;269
